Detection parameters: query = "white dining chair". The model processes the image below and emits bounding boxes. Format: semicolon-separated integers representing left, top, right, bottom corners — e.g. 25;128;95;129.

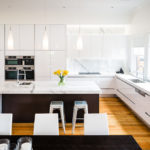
84;113;109;135
0;114;13;135
33;113;59;135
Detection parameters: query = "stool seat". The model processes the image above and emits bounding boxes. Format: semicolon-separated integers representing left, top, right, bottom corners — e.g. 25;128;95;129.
75;101;87;105
49;101;65;134
72;100;88;134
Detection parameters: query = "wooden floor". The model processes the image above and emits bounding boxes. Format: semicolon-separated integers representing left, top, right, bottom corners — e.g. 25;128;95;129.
12;97;150;150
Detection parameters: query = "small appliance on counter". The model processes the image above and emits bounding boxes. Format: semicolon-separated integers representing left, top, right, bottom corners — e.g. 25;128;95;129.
5;56;34;81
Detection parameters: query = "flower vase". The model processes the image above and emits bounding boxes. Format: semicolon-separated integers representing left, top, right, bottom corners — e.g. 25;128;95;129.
58;77;65;86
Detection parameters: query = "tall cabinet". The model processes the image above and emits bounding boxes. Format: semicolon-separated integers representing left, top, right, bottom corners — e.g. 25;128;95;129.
35;25;66;81
5;24;34;56
0;25;4;85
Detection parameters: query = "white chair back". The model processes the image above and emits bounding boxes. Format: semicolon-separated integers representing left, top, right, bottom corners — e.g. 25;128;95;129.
0;114;13;135
34;113;59;135
84;113;109;135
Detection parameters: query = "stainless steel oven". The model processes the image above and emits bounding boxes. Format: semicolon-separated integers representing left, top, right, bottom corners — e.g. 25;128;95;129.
5;56;34;81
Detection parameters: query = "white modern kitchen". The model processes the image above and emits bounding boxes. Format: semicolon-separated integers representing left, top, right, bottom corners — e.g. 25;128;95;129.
0;0;150;150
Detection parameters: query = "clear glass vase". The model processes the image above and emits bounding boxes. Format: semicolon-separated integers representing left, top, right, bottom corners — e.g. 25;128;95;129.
58;77;65;86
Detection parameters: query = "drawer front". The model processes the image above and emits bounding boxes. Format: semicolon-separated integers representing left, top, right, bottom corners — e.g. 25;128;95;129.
136;107;150;126
116;89;137;110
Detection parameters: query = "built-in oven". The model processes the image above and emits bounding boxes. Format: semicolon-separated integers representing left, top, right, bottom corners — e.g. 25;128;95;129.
5;56;35;81
5;67;17;80
23;56;34;65
5;56;22;65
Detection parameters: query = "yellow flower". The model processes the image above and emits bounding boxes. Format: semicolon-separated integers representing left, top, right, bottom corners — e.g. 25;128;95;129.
62;70;69;76
56;69;61;75
53;69;62;76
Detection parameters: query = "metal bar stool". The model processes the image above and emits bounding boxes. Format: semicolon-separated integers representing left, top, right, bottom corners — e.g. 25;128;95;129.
72;101;88;134
49;101;66;134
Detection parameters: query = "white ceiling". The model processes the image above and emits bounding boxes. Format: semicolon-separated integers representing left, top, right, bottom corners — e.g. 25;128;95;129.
0;0;149;24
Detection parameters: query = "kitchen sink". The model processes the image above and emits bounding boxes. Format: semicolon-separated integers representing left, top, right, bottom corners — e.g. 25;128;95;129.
130;79;144;83
19;82;32;85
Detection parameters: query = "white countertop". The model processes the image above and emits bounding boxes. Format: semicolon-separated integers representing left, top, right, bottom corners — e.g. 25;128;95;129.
1;81;101;94
116;74;150;96
68;73;115;78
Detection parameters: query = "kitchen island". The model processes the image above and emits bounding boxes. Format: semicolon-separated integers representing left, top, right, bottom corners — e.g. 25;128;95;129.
1;81;101;123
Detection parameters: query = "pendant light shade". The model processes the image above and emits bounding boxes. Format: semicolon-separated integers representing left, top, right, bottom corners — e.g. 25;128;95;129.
7;26;14;50
77;35;83;50
42;26;49;50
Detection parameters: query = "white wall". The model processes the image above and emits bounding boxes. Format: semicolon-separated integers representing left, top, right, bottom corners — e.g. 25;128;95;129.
0;0;131;24
130;2;150;34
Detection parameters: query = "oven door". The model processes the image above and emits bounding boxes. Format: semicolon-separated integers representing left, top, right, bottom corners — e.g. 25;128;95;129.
5;70;17;80
5;59;22;65
26;70;34;80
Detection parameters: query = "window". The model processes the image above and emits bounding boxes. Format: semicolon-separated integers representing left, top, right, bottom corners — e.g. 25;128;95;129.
131;47;145;79
147;34;150;80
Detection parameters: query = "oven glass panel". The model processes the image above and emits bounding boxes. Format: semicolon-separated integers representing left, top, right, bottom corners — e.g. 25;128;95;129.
5;71;17;80
6;60;18;65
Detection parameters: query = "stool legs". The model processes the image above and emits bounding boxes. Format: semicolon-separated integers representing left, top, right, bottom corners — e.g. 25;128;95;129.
72;107;77;134
49;105;65;134
60;108;66;134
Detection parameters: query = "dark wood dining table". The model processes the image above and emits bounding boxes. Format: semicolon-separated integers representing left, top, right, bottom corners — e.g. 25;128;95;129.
0;135;142;150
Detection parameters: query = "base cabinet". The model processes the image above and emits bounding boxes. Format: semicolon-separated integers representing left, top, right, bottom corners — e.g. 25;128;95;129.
116;77;150;127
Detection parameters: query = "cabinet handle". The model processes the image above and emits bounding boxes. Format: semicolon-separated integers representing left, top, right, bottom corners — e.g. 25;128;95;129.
135;88;146;97
145;112;150;117
117;89;135;105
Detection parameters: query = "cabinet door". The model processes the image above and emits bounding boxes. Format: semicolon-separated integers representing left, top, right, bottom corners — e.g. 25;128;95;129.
0;25;4;51
5;24;19;50
35;25;50;50
0;51;4;83
35;51;51;81
20;25;34;50
50;51;66;79
50;25;66;50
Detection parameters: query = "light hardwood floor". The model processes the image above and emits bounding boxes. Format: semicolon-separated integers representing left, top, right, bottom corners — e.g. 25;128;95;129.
12;97;150;150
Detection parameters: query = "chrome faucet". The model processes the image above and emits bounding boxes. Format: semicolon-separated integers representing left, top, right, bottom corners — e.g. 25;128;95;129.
17;69;27;84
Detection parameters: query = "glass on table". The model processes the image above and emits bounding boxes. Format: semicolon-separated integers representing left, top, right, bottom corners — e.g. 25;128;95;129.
16;137;32;150
0;139;10;150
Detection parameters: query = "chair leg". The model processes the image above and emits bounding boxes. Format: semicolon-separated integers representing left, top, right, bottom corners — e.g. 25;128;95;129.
49;106;53;113
72;107;77;134
60;108;66;134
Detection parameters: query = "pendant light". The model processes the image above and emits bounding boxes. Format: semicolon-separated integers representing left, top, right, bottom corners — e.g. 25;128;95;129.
77;25;83;50
42;26;49;50
7;25;14;50
42;0;49;50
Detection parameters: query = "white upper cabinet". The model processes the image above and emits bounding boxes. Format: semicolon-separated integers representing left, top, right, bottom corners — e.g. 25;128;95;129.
35;51;66;81
0;51;4;84
50;25;66;50
5;24;20;50
5;24;34;51
0;25;4;51
35;51;51;81
19;25;34;50
51;51;66;79
35;25;66;51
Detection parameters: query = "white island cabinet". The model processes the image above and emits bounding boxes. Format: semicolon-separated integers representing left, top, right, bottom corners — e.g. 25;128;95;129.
5;24;34;55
